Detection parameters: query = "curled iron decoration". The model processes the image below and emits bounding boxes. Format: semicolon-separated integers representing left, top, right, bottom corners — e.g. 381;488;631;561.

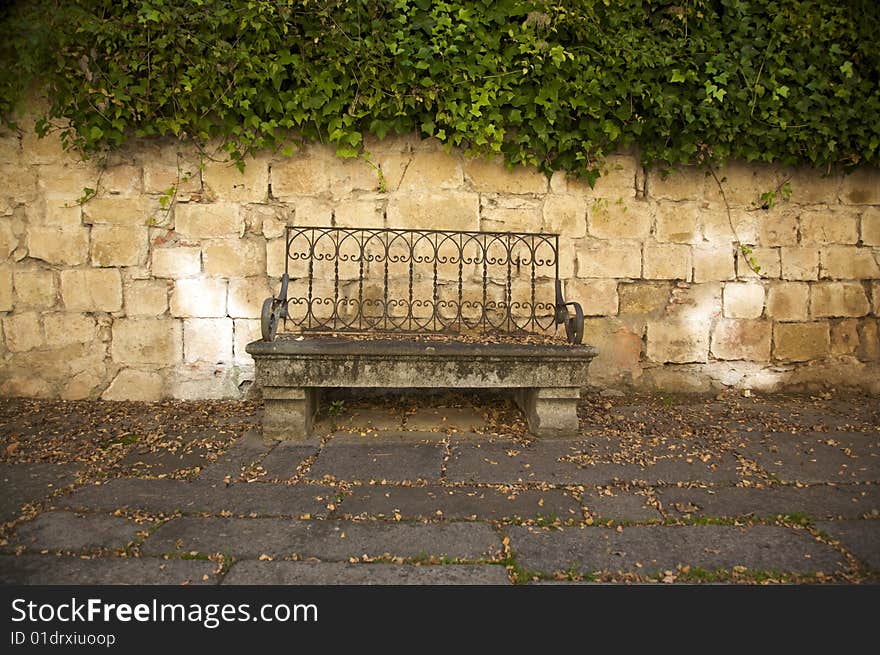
261;226;584;344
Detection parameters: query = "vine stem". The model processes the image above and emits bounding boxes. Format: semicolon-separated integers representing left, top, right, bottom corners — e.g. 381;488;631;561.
706;163;763;277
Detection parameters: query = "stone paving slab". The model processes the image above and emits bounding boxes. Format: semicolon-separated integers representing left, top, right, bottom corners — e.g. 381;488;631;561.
332;408;403;431
256;442;319;480
307;442;444;482
221;561;510;585
0;555;217;584
814;520;880;571
6;511;144;553
404;407;487;432
658;485;880;520
117;445;211;476
57;478;335;517
0;462;81;522
142;517;502;561
507;524;845;576
338;485;581;521
742;433;880;483
581;490;662;522
196;430;275;483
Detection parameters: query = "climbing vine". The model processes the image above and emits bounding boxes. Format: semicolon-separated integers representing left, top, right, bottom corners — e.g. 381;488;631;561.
1;0;878;180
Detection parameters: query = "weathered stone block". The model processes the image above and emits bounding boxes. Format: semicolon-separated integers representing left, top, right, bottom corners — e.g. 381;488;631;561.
202;158;268;202
0;264;12;311
228;277;271;319
202;238;266;277
872;281;880;316
841;167;880;205
152;246;201;279
646;320;709;363
831;319;859;355
271;146;332;198
43;312;96;346
60;269;122;312
61;370;106;401
820;246;880;280
648;166;706;201
90;225;148;267
100;163;143;196
0;222;17;259
564;279;618;316
233;318;262;365
39;195;83;228
692;246;736;282
765;282;809;321
618;282;671;316
141;159;201;195
810;282;870;318
111;319;182;365
2;312;42;352
464;156;546;194
329;157;381;196
125;279;168;317
82;197;159;227
857;319;879;361
101;369;165;401
723;282;765;319
400;148;462;191
643;243;691;280
170;278;227;318
335;198;384;228
581;154;639;199
787;167;841;205
780;247;820;281
737;247;780;279
543;195;586;238
757;210;798;247
480;195;543;232
581;317;643;386
705;162;781;207
288;197;332;227
36;162;98;197
587;199;652;239
861;207;880;246
13;268;55;308
184;318;233;363
654;203;701;243
576;245;641;278
800;210;859;244
266;238;286;278
27;227;89;266
773;322;830;362
386;193;479;232
701;207;757;244
711;319;772;361
175;203;244;238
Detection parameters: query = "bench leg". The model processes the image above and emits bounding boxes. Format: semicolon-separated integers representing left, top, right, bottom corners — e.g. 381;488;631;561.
516;387;580;437
262;387;319;442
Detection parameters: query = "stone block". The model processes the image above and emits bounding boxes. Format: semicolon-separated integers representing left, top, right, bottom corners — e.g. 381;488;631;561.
701;207;757;244
479;195;543;232
810;282;870;318
335;198;384;228
202;158;268;202
228;277;271;319
564;278;618;316
463;156;546;194
576;245;641;278
857;319;879;362
43;312;96;346
820;246;880;280
0;264;11;311
174;203;244;238
289;197;333;227
152;246;201;279
184;318;233;363
581;317;643;386
61;370;106;400
60;269;122;312
0;221;17;259
831;319;859;356
233;318;262;365
581;154;639;199
643;243;691;280
100;163;143;196
757;210;798;247
82;197;159;227
706;162;781;207
737;247;780;279
780;247;820;281
125;279;168;317
693;245;736;282
39;194;83;228
27;226;89;266
587;199;652;239
618;282;671;316
329;157;381;196
2;312;42;352
723;282;765;319
400;148;462;191
765;282;809;321
386;193;479;231
800;210;859;244
654;203;701;243
270;146;332;198
111;318;182;365
786;167;842;205
646;320;709;363
861;207;880;246
647;166;706;201
90;225;148;267
170;278;227;318
773;322;830;362
35;162;99;197
266;238;286;278
873;281;880;316
711;319;772;361
202;238;266;277
142;159;201;195
101;369;165;401
841;167;880;205
543;195;586;238
13;268;55;308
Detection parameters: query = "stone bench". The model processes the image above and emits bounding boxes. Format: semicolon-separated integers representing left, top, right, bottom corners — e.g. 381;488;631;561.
246;226;596;441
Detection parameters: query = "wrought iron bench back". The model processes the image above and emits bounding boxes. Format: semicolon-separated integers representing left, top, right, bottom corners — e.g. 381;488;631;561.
261;226;584;343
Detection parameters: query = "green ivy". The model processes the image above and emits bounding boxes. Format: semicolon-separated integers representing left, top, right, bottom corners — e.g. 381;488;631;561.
1;0;878;179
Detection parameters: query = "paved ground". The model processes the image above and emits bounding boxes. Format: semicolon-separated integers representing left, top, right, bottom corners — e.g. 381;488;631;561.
0;391;877;584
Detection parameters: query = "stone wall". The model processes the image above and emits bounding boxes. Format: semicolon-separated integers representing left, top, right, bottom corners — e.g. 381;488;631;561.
1;106;879;399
